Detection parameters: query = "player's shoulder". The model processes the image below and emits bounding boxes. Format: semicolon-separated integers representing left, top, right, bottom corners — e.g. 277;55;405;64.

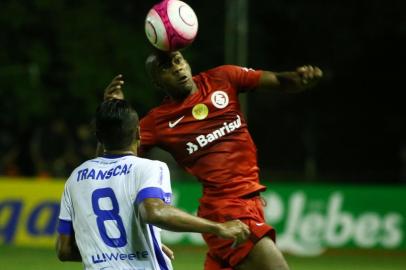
130;157;169;179
204;65;246;76
64;159;92;185
198;65;254;84
132;156;168;169
141;96;173;121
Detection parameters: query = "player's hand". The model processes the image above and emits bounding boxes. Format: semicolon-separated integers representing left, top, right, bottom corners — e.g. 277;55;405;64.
296;65;323;89
104;74;125;101
161;244;175;260
216;220;250;247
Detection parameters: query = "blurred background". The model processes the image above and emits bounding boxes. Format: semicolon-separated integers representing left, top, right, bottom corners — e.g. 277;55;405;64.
1;0;405;183
0;0;405;269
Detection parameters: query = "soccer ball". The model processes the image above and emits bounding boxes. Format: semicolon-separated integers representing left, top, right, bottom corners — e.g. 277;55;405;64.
145;0;198;51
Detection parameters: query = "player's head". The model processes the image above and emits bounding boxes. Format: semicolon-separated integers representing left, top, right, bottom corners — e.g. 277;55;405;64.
95;99;139;152
145;50;195;100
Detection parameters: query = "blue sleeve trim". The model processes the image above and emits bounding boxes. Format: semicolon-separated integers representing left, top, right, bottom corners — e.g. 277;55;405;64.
135;187;172;205
58;219;73;235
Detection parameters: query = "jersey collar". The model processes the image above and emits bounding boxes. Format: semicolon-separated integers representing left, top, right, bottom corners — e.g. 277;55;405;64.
102;153;135;159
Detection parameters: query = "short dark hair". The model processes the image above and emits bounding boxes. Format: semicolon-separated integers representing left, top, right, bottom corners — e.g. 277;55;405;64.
145;50;180;81
95;99;139;150
145;50;164;80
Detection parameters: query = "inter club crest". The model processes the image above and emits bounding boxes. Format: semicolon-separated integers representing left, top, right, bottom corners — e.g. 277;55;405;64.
211;90;229;109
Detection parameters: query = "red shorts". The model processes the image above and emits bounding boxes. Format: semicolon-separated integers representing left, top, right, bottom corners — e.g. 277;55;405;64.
198;195;275;270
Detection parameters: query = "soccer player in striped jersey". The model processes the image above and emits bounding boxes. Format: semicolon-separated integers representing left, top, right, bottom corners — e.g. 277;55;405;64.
56;99;250;270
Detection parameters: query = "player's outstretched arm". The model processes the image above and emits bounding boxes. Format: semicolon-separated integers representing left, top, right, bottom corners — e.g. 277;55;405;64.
56;234;82;262
139;198;250;246
104;74;125;100
95;75;126;157
259;65;323;93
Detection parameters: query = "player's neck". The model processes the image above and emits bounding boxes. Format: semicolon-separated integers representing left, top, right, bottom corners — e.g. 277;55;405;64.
170;81;198;102
103;141;139;157
104;147;137;157
103;150;136;156
190;81;198;95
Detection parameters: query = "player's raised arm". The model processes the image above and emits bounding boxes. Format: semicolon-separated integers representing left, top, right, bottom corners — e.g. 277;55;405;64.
259;65;323;93
96;75;126;157
104;74;125;100
139;198;251;246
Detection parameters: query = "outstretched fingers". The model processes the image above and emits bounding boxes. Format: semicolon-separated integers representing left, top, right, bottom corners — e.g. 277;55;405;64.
104;74;125;100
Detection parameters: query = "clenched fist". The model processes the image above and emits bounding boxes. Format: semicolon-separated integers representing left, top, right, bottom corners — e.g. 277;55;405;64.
296;65;323;89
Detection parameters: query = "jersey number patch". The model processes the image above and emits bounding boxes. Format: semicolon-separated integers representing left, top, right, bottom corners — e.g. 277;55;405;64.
91;188;127;247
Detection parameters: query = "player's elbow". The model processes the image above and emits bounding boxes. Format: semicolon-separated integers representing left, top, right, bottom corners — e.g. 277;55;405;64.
140;198;169;225
56;248;70;261
56;235;74;261
142;207;166;224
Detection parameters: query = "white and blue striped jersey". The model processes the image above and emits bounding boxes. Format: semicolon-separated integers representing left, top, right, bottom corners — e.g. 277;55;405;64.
58;154;173;270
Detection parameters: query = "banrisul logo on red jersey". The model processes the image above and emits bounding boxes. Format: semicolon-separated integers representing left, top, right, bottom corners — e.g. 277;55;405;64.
186;115;241;154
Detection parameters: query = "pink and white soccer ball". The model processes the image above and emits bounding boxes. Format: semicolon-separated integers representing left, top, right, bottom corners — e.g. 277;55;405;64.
145;0;198;51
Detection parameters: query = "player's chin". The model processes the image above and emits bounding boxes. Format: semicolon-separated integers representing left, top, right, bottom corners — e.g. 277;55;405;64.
177;81;192;92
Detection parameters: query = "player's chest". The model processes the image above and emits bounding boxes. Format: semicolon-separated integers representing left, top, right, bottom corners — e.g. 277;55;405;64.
156;89;240;136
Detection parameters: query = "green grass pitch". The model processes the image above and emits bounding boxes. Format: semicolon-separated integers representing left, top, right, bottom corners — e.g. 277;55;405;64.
0;245;405;270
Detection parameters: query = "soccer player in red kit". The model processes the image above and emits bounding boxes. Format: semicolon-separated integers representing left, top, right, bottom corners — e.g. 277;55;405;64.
104;50;322;270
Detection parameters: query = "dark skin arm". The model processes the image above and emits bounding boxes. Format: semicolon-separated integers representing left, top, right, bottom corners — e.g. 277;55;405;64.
259;65;323;93
96;75;126;157
56;233;82;262
104;66;323;99
139;198;250;246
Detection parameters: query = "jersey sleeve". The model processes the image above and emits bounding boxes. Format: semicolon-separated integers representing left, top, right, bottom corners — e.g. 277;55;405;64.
135;161;172;205
58;182;74;235
139;113;157;157
219;65;262;93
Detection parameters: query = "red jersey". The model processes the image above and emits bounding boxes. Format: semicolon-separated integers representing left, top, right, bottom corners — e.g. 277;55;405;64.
140;65;266;198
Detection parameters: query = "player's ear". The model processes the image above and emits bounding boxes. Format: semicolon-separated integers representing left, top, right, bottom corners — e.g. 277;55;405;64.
135;126;141;147
133;126;141;153
135;126;141;141
153;80;163;90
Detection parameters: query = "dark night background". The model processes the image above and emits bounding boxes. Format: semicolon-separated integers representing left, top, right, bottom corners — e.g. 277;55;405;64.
0;0;405;184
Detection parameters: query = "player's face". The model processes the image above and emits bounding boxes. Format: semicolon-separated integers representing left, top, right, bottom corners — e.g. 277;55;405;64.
153;52;194;100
